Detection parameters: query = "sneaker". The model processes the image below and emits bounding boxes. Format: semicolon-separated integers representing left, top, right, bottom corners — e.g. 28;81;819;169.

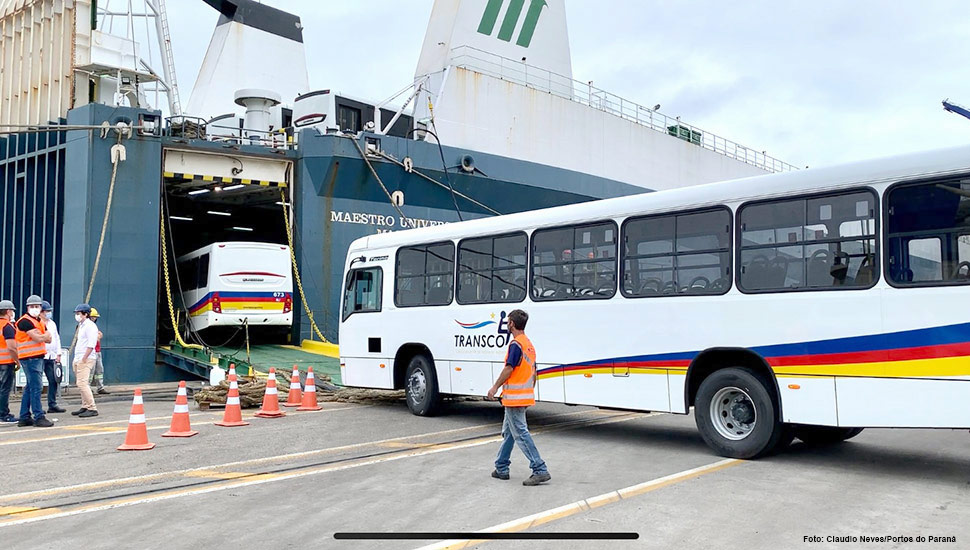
522;473;551;486
97;388;111;395
71;408;88;416
17;418;33;427
78;410;99;418
48;406;67;413
34;417;54;428
1;414;17;423
491;470;510;481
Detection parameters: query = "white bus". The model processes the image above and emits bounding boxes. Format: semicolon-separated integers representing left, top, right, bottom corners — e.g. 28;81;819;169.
177;242;294;331
339;146;970;459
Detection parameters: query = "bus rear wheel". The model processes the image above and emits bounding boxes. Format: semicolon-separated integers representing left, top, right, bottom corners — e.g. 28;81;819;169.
794;426;864;446
405;354;441;417
694;367;785;459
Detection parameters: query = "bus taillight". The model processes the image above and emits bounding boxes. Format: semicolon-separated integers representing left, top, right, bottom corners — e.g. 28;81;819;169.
212;293;222;313
283;294;292;313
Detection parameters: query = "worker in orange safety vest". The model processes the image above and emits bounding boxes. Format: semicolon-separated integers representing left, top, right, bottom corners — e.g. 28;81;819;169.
487;309;550;486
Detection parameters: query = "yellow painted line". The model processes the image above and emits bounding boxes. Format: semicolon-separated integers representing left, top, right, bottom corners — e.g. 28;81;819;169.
61;425;126;432
0;411;644;524
163;172;175;178
0;412;217;437
379;441;434;449
184;470;253;480
0;506;38;516
416;458;743;550
0;405;364;446
202;174;214;181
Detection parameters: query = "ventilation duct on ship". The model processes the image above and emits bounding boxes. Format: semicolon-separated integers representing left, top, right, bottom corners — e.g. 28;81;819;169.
234;89;281;143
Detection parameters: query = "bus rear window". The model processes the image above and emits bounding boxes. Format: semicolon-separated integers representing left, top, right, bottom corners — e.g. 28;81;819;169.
887;178;970;285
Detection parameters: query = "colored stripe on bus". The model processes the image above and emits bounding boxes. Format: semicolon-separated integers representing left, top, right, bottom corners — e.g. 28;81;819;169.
188;292;292;315
536;323;970;380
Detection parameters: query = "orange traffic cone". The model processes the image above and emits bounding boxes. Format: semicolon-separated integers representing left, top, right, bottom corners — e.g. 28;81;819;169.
255;367;286;418
118;388;156;451
228;362;237;378
297;366;323;411
215;373;250;427
283;365;302;407
162;381;199;437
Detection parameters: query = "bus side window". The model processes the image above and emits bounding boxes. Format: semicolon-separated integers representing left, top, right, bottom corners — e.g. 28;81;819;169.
343;267;383;320
738;189;877;292
178;256;199;291
197;254;210;289
394;242;455;307
887;178;970;286
532;222;617;301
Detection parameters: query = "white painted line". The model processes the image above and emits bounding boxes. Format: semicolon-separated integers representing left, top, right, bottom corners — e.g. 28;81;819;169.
414;458;742;550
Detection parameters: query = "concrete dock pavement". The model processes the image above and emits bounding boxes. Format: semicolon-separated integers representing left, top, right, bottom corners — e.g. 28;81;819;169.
0;396;968;550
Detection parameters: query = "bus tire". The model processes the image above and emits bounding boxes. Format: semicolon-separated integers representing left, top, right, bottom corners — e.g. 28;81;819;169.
405;354;441;417
694;367;784;459
794;426;864;446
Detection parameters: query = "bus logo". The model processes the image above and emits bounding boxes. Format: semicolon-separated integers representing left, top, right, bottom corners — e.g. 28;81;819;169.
477;0;547;48
455;319;496;330
454;311;510;349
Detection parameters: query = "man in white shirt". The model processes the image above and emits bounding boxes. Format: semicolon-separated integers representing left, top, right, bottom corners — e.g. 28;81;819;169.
40;301;65;413
72;304;99;418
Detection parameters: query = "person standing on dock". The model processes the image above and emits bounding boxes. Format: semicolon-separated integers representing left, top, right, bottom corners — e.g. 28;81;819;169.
16;295;54;427
487;309;551;486
89;308;109;395
41;301;65;413
71;304;99;418
0;300;20;423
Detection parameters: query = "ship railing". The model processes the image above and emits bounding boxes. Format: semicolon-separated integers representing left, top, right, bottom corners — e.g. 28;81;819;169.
164;116;296;149
448;45;797;173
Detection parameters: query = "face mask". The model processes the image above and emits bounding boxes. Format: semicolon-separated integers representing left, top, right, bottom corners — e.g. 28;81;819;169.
75;313;83;323
28;307;41;317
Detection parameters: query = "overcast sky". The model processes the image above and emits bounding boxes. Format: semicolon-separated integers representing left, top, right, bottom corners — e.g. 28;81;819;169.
165;1;970;169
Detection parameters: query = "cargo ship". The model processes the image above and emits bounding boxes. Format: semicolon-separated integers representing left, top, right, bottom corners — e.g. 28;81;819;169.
0;0;793;382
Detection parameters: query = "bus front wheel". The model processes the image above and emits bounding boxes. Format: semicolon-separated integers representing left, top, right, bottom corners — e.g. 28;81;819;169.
794;426;864;446
694;367;785;459
405;354;441;417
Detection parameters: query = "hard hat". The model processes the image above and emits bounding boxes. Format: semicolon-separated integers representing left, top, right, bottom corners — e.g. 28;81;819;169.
0;300;15;310
89;307;100;319
41;300;53;311
25;295;43;306
74;303;92;314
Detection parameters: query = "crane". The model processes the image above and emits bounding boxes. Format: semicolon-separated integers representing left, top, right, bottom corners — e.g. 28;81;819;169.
943;99;970;122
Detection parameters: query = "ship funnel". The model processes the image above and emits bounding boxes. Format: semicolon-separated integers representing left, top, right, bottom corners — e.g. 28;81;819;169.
234;89;281;142
415;0;572;81
187;0;309;120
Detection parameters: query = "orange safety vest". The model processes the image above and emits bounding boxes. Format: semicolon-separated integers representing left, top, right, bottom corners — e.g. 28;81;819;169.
0;319;13;364
501;333;537;407
15;314;46;360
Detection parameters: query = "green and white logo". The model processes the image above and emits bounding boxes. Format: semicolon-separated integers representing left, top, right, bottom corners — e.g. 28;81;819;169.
477;0;547;48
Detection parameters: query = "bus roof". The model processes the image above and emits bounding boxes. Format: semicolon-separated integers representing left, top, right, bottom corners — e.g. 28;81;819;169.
352;145;970;253
177;241;289;261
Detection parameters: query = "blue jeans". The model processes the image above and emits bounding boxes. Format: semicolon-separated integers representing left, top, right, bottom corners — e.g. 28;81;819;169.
43;359;60;408
0;363;15;418
19;357;46;421
494;406;548;476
